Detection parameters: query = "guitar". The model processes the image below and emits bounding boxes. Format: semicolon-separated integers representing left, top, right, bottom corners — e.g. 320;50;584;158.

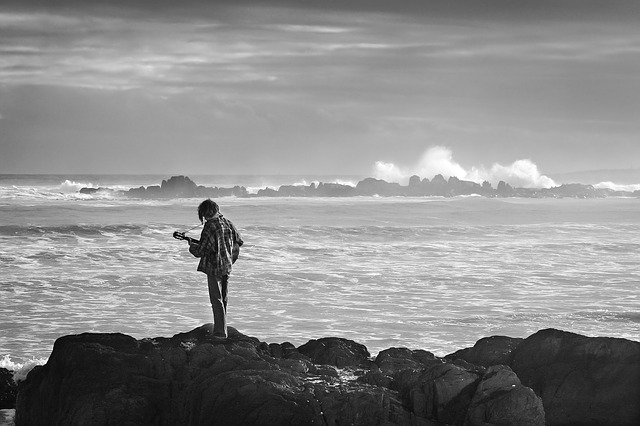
173;231;239;263
173;231;199;244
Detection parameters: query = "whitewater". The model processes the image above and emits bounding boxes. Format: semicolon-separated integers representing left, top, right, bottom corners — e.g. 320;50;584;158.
1;175;639;373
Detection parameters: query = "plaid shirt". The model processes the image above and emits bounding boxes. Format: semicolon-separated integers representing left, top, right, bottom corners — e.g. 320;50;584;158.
189;214;243;278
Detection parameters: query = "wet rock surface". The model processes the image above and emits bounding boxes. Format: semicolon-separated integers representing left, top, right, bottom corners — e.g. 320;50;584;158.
14;327;639;425
510;328;640;426
0;368;17;409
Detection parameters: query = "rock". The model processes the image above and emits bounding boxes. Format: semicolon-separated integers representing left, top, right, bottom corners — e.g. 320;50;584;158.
394;362;481;425
79;187;115;195
160;175;197;197
196;185;248;198
256;187;279;197
297;337;372;368
445;335;524;367
79;187;99;194
550;183;600;198
464;365;545;426
16;332;169;425
496;180;514;196
0;367;17;409
407;175;428;196
274;184;315;197
374;347;440;376
311;385;411;426
510;328;640;426
123;176;248;199
355;178;404;196
315;182;357;197
16;326;408;426
412;173;446;196
447;176;483;196
15;326;637;426
109;174;638;199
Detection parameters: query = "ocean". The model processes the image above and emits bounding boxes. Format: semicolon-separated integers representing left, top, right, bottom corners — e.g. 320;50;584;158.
1;174;639;373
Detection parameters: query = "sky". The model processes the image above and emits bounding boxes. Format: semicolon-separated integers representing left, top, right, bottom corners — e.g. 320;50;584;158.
0;0;639;185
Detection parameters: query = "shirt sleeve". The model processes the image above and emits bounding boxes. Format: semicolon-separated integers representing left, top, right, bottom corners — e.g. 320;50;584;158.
230;221;243;247
189;223;216;258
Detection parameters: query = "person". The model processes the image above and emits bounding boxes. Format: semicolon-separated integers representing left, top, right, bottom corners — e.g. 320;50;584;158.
188;199;243;340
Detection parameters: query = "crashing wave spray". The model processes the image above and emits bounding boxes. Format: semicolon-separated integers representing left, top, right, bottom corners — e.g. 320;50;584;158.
374;146;556;188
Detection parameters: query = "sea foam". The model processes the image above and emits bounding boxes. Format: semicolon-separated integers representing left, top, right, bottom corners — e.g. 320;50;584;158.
0;354;47;382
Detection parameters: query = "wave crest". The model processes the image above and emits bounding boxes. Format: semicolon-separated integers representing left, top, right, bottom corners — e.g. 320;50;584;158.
374;146;556;188
0;354;48;382
59;180;95;193
594;181;640;192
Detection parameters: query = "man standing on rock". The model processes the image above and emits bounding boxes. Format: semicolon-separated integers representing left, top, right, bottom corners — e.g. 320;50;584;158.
188;199;243;340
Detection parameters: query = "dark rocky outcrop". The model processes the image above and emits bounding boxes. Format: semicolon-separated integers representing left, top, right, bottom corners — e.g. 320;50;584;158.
356;178;404;196
510;328;640;426
297;337;373;369
0;367;17;409
15;326;543;426
312;182;358;197
464;365;545;426
78;187;100;195
122;176;248;199
14;327;639;425
80;174;638;199
446;328;640;426
445;335;524;367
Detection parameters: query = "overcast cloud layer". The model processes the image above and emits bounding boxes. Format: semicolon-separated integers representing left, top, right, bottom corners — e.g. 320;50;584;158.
1;0;639;178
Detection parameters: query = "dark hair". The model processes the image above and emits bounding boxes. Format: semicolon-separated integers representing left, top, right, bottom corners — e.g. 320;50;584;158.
198;199;219;223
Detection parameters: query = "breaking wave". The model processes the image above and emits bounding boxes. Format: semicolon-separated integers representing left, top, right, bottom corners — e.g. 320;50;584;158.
374;146;557;188
0;354;47;382
594;181;640;192
59;180;95;193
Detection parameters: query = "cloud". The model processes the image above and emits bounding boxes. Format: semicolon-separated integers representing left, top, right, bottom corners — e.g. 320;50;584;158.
373;146;556;188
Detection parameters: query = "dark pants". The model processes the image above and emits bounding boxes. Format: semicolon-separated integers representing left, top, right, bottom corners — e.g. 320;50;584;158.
207;274;229;337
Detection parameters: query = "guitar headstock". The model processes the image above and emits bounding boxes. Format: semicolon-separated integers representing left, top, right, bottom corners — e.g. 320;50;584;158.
173;231;187;241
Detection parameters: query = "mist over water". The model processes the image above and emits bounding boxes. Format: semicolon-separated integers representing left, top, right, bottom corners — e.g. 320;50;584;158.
1;176;640;366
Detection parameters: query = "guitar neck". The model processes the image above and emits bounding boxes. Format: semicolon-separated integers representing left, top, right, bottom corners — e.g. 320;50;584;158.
173;231;199;244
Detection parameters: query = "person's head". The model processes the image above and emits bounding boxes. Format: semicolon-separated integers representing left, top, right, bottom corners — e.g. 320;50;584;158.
198;199;219;223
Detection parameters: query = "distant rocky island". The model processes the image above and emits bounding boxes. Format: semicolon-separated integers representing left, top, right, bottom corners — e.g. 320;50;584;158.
5;327;639;425
80;174;640;199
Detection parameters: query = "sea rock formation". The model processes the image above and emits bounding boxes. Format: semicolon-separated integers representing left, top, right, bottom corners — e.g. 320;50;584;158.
444;335;524;367
0;367;17;409
14;327;639;425
356;178;404;196
511;329;640;426
80;175;639;199
16;326;544;426
446;329;640;426
124;176;248;198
